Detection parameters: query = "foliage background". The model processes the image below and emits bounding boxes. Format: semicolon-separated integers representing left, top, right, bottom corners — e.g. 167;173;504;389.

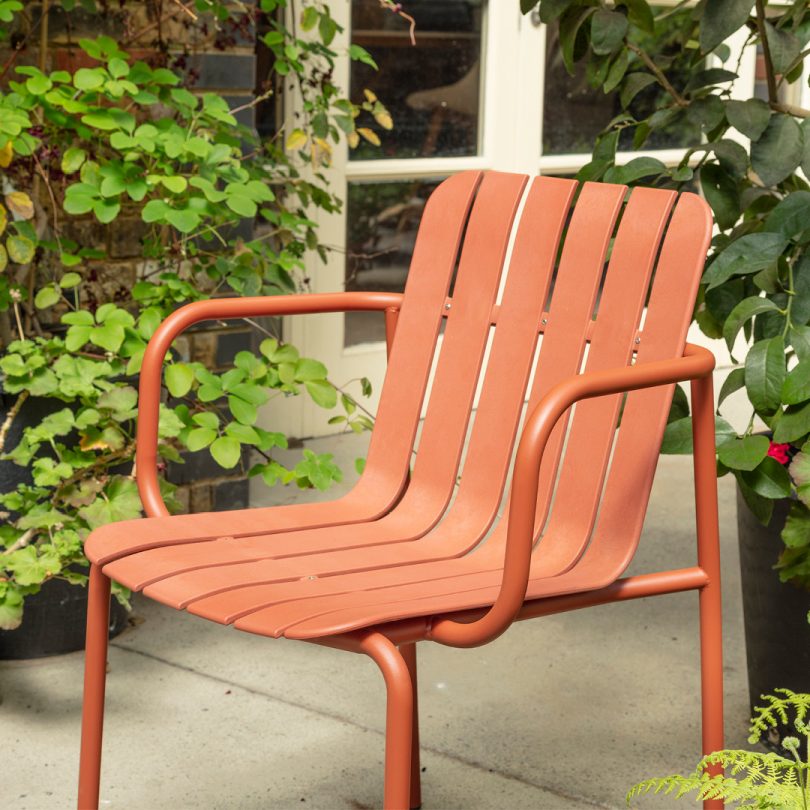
0;0;391;630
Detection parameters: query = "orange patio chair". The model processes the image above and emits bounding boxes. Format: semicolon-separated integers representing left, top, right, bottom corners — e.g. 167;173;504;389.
78;170;723;810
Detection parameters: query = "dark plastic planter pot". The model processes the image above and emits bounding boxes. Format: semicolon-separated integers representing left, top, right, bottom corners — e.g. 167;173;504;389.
0;575;127;659
737;489;810;745
0;388;127;659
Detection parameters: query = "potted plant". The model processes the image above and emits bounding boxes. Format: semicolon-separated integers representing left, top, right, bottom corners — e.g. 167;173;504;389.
0;0;389;657
520;0;810;720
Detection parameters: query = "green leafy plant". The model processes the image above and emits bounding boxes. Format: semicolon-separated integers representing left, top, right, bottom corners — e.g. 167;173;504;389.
0;1;391;630
520;0;810;587
628;689;810;808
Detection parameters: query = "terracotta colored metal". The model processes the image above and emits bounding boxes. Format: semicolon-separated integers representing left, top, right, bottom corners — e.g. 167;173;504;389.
78;171;723;810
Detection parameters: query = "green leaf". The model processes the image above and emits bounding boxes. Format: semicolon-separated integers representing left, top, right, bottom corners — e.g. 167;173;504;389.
74;67;106;90
61;146;86;174
620;72;656;109
108;57;129;79
603;156;667;185
225;423;260;444
745;336;785;415
304;380;337;409
702;233;788;290
6;234;35;264
34;284;61;309
93;198;120;224
782;359;810;405
301;6;319;30
763;192;810;243
0;587;23;631
764;21;800;75
725;98;770;141
228;395;257;425
165;208;200;233
90;322;125;353
225;194;257;219
713;140;749;178
751;115;804;187
159;175;188;194
700;0;754;54
294;358;328;382
789;447;810;507
782;501;810;549
142;199;171;222
165;362;194;397
773;401;810;443
700;164;740;230
60;271;81;288
186;427;216;452
191;411;219;429
348;44;377;69
210;436;241;469
718;367;745;407
717;434;769;471
590;9;627;55
722;296;780;350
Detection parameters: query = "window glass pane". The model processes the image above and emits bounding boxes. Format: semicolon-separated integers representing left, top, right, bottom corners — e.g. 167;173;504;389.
350;1;484;160
345;179;441;346
542;8;700;155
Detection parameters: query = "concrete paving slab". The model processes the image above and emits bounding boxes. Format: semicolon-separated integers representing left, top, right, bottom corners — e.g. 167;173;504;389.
1;451;750;809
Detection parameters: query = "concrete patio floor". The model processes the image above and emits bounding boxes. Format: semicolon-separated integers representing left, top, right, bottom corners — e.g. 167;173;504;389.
2;438;752;809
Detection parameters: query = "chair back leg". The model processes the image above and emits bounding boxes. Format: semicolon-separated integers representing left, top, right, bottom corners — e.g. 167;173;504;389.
77;565;112;810
691;375;724;809
358;632;414;810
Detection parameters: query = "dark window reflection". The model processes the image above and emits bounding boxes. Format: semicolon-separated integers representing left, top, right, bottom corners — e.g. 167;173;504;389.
345;179;441;346
350;1;484;160
542;9;700;155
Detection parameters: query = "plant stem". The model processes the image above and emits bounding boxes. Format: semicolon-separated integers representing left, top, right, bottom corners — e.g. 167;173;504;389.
1;528;35;556
627;42;688;107
0;390;29;455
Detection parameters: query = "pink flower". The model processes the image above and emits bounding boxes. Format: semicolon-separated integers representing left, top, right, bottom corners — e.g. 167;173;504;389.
767;442;791;465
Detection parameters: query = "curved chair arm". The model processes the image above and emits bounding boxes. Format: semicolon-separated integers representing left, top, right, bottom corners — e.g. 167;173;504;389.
136;292;403;519
428;343;716;648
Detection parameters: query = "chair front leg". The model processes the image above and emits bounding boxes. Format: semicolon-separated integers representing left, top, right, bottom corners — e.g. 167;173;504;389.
77;564;112;810
359;632;414;810
400;642;422;809
691;374;724;809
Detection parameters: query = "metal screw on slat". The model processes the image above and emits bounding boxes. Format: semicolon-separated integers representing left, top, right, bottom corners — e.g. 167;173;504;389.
541;318;548;325
635;337;641;344
445;303;451;310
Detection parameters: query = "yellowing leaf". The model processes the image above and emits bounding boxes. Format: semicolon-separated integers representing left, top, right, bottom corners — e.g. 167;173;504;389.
374;110;393;130
347;131;359;149
357;127;380;146
285;128;308;151
0;141;12;168
0;244;7;272
363;88;377;103
0;204;6;236
6;234;35;264
5;191;34;221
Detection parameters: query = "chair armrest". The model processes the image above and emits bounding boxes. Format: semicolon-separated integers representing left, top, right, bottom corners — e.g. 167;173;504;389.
428;343;716;648
136;292;403;518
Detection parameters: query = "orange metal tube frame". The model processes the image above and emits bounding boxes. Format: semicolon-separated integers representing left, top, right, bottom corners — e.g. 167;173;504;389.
428;342;716;648
135;292;403;519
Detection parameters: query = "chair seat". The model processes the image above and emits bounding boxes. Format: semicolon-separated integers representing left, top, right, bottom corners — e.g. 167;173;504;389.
88;505;620;642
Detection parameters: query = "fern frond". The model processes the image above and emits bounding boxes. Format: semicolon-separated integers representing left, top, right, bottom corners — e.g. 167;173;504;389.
749;690;810;743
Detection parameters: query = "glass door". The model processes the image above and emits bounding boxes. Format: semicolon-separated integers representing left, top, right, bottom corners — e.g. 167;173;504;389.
278;1;756;439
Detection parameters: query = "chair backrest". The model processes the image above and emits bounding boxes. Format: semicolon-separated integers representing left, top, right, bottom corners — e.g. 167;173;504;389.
366;170;711;571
